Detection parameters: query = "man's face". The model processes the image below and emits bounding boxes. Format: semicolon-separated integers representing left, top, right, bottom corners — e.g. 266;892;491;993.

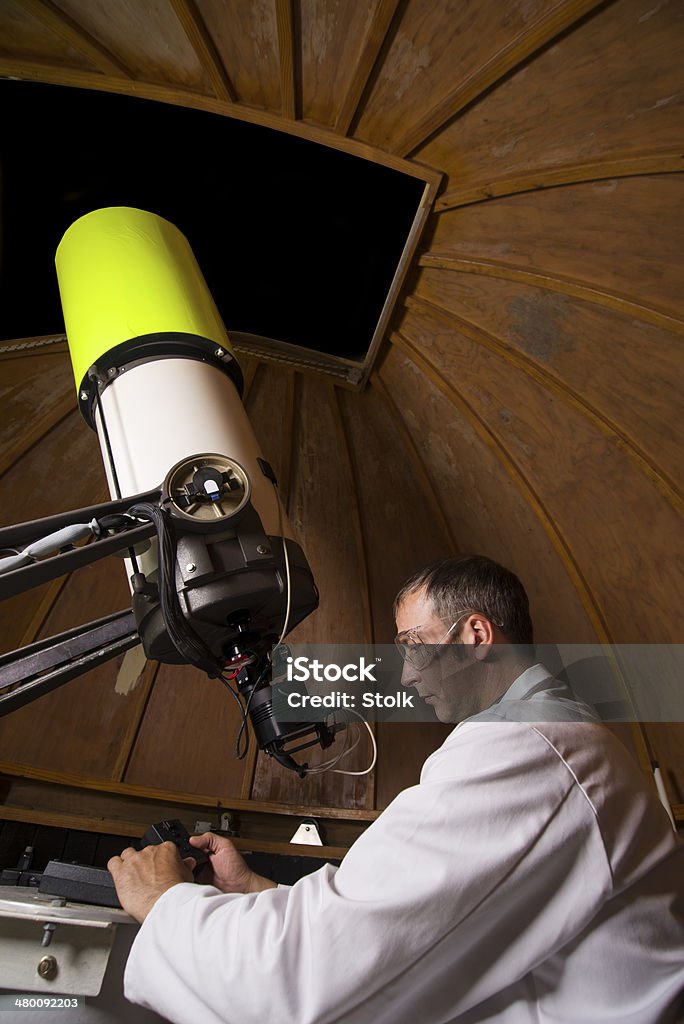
394;587;478;723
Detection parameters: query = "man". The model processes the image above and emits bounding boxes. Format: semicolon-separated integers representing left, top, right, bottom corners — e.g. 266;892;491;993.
111;555;684;1023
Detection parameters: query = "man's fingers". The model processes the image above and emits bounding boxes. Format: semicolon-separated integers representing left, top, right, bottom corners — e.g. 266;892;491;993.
189;832;217;852
188;832;211;849
110;843;182;876
183;856;197;871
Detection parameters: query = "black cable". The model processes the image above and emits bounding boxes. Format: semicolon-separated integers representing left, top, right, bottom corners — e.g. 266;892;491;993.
231;661;270;760
217;670;252;753
234;682;254;760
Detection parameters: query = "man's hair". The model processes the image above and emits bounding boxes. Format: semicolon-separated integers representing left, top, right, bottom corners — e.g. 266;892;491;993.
394;555;534;646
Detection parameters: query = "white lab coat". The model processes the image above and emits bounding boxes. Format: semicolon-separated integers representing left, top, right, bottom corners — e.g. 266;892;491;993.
124;666;684;1023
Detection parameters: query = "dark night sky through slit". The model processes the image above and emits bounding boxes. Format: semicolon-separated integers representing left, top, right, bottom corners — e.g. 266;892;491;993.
0;81;424;361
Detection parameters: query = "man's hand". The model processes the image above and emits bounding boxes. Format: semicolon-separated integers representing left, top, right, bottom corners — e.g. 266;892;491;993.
108;842;194;923
189;833;277;894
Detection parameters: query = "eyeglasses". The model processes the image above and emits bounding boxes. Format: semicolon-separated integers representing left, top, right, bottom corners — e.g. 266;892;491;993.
394;612;473;670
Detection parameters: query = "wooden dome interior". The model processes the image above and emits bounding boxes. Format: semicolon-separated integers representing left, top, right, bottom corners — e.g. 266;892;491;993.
0;0;682;850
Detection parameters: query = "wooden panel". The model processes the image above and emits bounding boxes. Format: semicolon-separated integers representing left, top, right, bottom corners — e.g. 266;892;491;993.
251;375;372;808
0;351;76;476
200;0;281;110
0;408;105;529
412;269;684;503
353;0;557;151
0;558;145;778
394;304;684;644
380;343;599;646
418;0;684;197
373;373;459;552
281;376;368;645
122;663;250;797
336;384;449;644
275;0;296;119
299;0;376;127
52;0;211;90
244;362;295;510
0;579;66;656
429;177;684;321
0;0;93;67
332;387;373;644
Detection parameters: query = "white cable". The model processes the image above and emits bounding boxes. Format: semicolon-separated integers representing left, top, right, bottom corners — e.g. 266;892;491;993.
302;723;357;773
303;723;362;774
0;520;99;575
332;714;377;776
304;711;377;777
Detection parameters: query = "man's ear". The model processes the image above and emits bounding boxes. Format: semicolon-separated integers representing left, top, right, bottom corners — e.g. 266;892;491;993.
469;615;495;661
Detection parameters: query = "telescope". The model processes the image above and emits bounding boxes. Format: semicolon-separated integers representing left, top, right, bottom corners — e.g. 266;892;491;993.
0;207;340;776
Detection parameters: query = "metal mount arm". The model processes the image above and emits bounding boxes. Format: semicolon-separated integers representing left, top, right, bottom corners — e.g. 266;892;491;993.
0;489;159;602
0;489;160;715
0;610;139;716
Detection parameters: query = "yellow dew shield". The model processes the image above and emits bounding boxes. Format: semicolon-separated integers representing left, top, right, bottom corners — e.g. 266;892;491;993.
55;207;239;404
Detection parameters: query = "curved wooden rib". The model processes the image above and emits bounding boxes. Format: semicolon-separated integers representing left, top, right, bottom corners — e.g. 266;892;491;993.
0;338;68;360
390;329;614;645
391;0;608;157
419;254;684;337
168;0;236;102
332;386;374;645
0;759;381;821
0;59;440;186
275;0;297;119
333;0;402;136
16;0;132;77
405;294;684;515
436;152;684;212
0;397;74;480
371;373;459;553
